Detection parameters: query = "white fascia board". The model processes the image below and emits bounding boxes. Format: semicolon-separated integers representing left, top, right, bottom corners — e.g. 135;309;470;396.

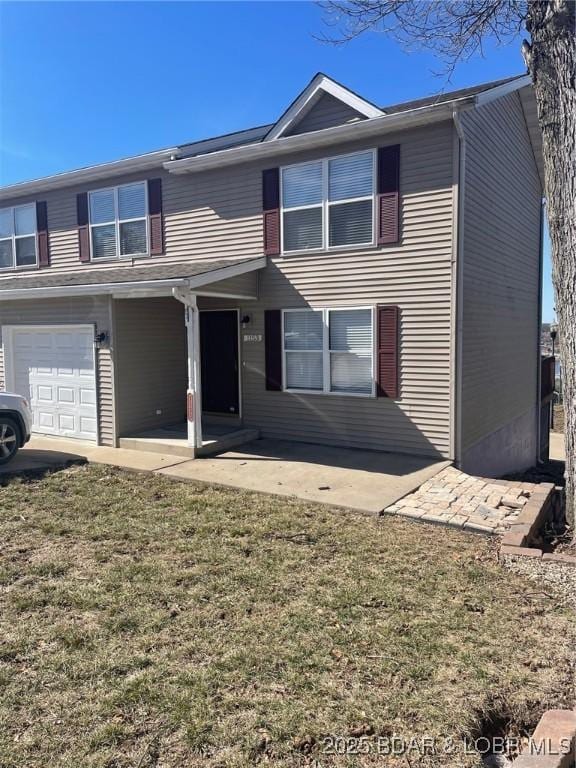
0;148;178;203
186;255;266;288
475;75;531;105
0;277;190;301
265;74;383;142
166;100;471;174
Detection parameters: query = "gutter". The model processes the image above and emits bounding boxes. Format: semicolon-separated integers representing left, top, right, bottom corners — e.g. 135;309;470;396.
451;109;467;467
165;99;476;174
536;199;545;462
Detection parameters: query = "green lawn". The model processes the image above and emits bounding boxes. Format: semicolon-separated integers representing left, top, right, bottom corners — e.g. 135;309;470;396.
0;464;573;767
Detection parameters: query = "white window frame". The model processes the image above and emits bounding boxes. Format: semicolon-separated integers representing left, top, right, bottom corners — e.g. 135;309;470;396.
88;181;149;261
281;306;376;397
280;149;376;255
0;203;38;272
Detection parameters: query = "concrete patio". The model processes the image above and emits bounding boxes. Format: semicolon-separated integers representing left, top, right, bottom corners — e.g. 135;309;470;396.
3;435;450;515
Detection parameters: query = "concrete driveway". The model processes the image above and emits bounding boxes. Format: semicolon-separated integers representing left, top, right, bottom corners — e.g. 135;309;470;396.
9;435;449;515
0;446;87;477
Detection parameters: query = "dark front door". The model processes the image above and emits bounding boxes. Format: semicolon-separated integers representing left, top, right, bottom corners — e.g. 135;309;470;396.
200;310;240;415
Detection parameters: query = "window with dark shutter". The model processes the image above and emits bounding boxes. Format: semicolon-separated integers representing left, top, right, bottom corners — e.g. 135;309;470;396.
147;178;164;255
264;309;282;390
76;193;90;263
262;169;280;256
36;201;49;267
377;145;400;245
376;305;400;399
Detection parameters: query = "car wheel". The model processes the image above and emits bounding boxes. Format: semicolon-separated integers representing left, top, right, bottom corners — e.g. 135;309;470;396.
0;417;20;465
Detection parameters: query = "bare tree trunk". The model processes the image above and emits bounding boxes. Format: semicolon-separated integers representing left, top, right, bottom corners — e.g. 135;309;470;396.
526;0;576;530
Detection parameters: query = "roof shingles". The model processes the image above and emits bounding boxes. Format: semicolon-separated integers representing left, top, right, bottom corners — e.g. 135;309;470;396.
0;257;263;292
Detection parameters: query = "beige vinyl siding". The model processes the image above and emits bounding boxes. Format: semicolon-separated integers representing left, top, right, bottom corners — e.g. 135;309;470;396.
0;167;263;272
199;270;258;299
198;123;455;457
286;92;366;136
113;298;186;435
0;296;115;446
0;121;455;458
459;92;542;457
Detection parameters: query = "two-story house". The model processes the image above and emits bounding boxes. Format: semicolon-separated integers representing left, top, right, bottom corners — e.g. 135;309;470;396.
0;73;545;476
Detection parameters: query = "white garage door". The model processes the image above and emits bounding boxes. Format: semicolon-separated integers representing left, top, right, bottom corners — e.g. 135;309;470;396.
6;325;98;441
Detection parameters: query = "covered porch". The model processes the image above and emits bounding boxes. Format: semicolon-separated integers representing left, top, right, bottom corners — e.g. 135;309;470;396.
110;257;266;457
118;421;260;458
0;257;266;456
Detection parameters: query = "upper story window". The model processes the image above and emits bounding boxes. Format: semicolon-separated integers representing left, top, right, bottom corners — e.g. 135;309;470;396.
281;150;375;254
89;181;148;260
0;203;37;270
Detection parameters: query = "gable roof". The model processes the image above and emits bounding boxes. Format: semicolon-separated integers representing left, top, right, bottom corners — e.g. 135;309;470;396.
0;73;534;201
263;73;383;141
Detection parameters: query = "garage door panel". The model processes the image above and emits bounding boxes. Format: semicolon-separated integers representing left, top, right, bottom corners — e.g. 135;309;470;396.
79;416;97;435
8;326;98;442
37;410;56;429
80;388;96;406
37;384;55;402
56;386;76;404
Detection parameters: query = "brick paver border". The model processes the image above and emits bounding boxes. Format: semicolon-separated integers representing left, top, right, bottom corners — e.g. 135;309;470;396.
513;709;576;767
499;483;576;568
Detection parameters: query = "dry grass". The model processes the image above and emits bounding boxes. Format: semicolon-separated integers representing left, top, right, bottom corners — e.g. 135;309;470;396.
0;464;574;767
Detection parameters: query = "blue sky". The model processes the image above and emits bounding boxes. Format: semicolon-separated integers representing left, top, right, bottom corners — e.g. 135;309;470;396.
0;1;554;320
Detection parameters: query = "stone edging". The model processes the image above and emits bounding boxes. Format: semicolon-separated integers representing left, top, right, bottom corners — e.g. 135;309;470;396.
500;483;576;568
513;709;576;767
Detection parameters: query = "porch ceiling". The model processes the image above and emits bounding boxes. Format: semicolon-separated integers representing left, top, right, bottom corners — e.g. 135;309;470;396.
0;256;266;300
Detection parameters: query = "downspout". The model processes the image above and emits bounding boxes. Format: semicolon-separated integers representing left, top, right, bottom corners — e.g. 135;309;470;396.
536;199;545;462
451;109;467;467
172;286;203;452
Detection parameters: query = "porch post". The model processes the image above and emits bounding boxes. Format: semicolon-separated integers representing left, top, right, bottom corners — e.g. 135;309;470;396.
184;295;203;451
173;286;203;452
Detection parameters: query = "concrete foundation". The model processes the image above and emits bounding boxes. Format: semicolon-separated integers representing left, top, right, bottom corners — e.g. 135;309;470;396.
460;405;538;477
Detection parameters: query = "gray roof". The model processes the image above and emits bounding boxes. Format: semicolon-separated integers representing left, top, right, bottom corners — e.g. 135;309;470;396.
0;74;527;195
381;75;524;114
0;257;262;291
184;75;525;156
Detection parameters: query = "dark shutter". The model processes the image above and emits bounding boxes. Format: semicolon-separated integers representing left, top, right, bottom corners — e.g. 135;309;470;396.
148;178;164;255
36;201;49;267
262;168;280;256
264;309;282;390
376;305;400;399
76;193;90;263
377;145;400;245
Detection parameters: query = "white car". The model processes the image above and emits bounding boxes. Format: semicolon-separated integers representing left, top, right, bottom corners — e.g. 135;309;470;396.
0;392;32;464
